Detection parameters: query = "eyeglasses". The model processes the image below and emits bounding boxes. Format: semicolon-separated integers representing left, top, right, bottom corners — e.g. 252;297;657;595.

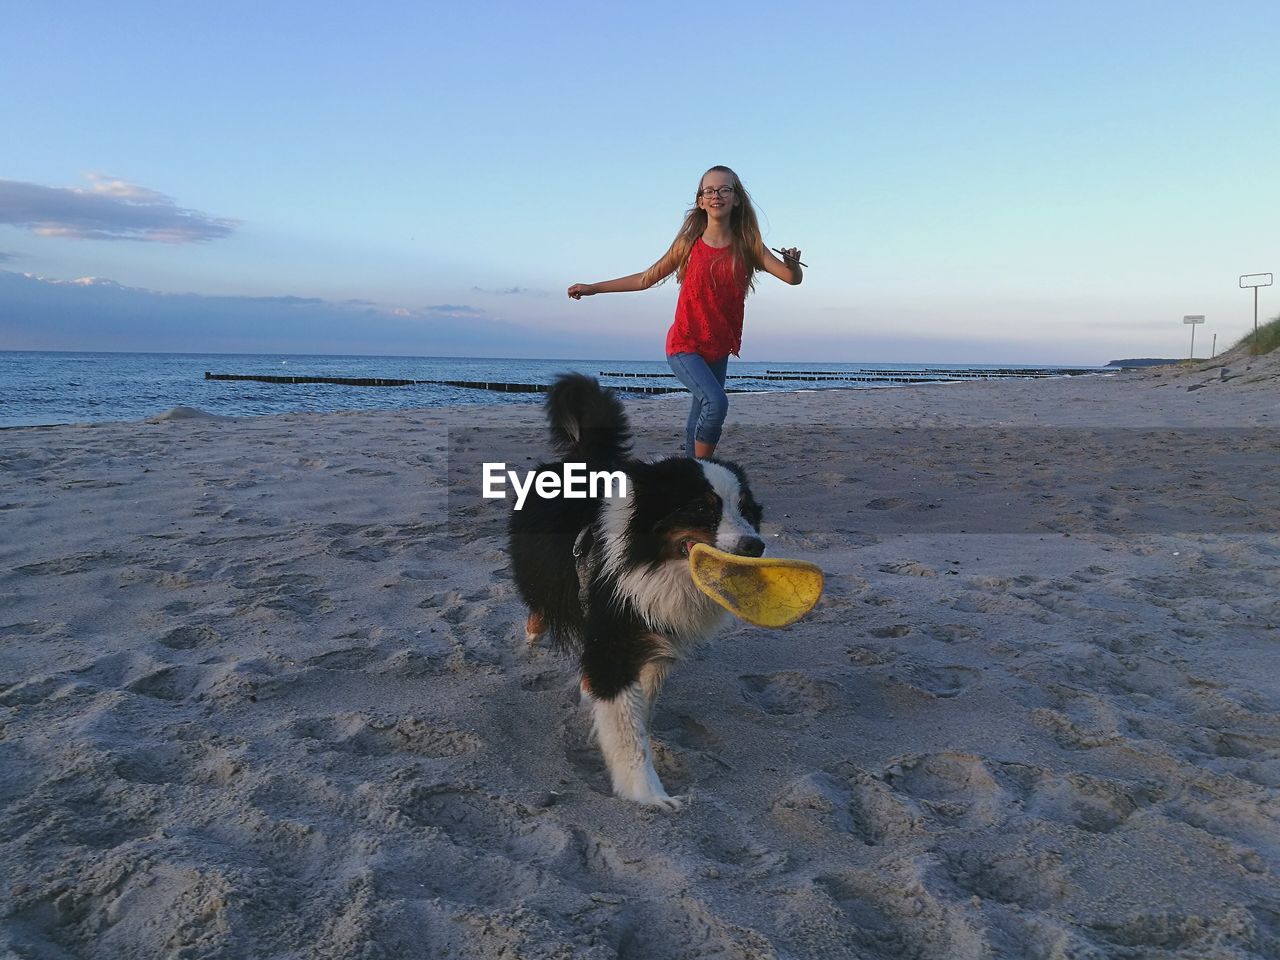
698;185;736;199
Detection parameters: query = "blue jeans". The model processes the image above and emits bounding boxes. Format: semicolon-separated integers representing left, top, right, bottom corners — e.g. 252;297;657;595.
667;353;729;457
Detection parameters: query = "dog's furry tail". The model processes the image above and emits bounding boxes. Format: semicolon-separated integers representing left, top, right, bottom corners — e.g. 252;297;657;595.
545;374;632;464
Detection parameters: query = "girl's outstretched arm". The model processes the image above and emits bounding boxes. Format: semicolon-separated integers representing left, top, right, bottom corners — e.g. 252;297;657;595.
567;247;680;299
758;246;804;285
567;273;645;299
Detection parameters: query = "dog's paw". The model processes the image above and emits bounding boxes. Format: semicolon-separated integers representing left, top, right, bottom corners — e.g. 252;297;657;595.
635;792;684;812
617;785;684;811
650;793;685;812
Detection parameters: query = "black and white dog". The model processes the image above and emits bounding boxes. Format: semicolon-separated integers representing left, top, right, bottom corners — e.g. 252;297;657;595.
509;374;765;809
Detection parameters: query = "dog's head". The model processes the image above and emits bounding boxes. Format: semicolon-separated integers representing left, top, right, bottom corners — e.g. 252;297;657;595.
623;457;764;567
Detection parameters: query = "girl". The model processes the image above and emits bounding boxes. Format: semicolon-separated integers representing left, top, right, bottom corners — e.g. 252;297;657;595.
567;165;802;459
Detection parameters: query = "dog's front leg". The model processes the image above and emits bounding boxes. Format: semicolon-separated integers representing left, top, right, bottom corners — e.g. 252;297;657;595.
590;683;681;811
639;656;673;728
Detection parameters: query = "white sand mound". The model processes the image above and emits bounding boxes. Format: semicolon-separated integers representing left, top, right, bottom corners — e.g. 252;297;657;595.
1135;343;1280;390
145;405;225;423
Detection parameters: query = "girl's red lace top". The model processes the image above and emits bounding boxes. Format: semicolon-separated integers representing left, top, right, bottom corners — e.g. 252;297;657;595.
664;238;748;362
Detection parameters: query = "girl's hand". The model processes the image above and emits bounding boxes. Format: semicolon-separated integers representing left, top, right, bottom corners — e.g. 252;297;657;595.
761;245;804;285
567;283;596;300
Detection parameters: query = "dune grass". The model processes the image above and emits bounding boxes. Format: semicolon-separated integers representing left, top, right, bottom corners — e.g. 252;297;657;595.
1230;312;1280;355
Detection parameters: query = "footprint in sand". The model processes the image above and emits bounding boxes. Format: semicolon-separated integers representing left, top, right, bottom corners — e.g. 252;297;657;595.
113;737;245;787
328;541;392;563
928;623;983;644
287;713;482;758
125;664;215;702
161;599;208;615
157;624;221;650
400;568;448;582
811;868;985;960
9;846;231;944
400;785;570;862
867;623;912;639
374;648;452;678
0;675;92;707
878;561;937;578
1070;563;1115;583
941;848;1070;908
654;712;725;753
1086;910;1269;955
1214;730;1280;761
304;647;382;671
520;669;568;692
887;664;977;699
865;497;911;511
696;806;789;877
1022;768;1158;833
323;522;368;536
846;645;897;666
0;621;61;639
418;590;485;626
597;892;774;960
886;751;1157;834
1030;698;1123;750
1157;772;1280;859
773;764;923;845
739;672;836;717
233;573;335;617
14;550;125;577
883;752;1008;827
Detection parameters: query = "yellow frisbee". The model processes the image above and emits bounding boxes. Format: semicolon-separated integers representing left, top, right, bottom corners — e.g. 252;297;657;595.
689;543;824;628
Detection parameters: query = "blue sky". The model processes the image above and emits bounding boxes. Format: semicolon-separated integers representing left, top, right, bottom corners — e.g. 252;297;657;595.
2;0;1276;363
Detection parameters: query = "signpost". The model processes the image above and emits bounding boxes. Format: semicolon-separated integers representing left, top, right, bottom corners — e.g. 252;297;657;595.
1240;273;1273;353
1183;315;1205;359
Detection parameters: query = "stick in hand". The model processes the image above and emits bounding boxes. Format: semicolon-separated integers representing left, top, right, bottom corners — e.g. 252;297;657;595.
772;247;809;268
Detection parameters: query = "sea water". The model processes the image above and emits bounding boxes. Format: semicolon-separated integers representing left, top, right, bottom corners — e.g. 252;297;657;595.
0;351;1103;428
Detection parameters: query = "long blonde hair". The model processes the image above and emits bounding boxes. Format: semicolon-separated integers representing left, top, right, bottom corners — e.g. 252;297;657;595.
641;165;765;295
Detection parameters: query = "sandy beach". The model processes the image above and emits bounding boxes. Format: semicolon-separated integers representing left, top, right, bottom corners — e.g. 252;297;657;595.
2;355;1278;959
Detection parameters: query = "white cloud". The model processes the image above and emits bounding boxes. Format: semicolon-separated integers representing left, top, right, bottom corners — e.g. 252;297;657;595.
0;175;237;243
84;173;171;203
